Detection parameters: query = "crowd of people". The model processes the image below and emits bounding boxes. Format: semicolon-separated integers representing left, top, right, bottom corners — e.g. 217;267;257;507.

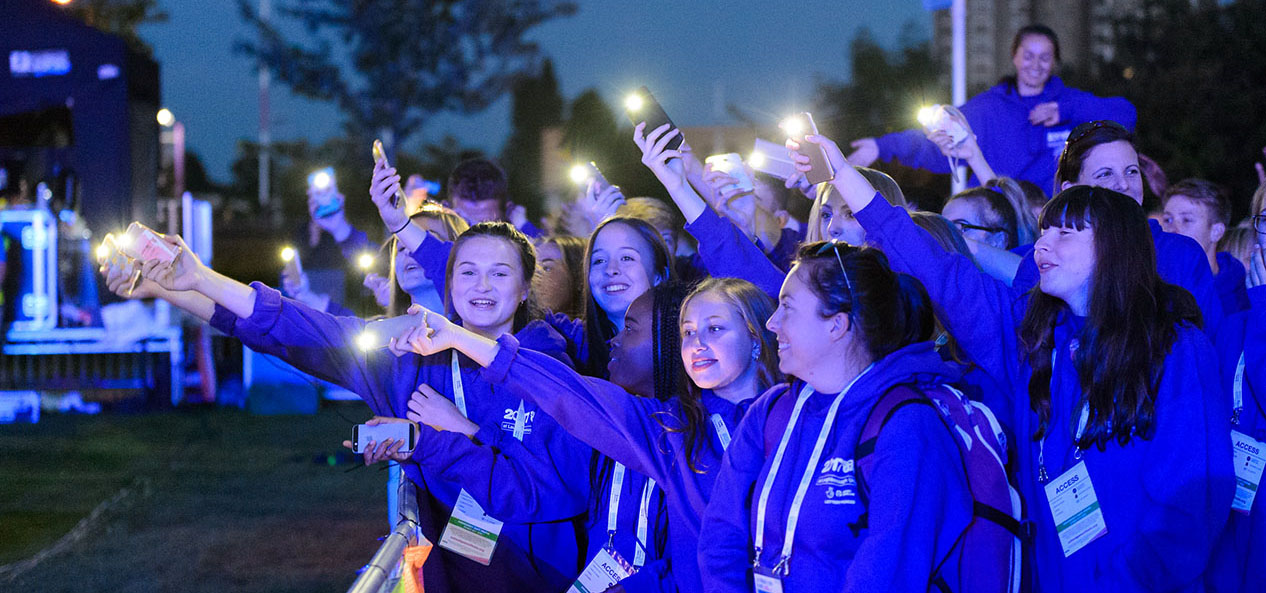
96;23;1264;593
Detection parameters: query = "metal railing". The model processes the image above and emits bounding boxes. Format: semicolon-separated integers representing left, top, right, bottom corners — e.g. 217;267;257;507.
347;464;421;593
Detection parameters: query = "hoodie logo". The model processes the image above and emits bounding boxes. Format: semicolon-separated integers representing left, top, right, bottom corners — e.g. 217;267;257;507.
501;408;535;435
816;457;857;505
1047;129;1071;153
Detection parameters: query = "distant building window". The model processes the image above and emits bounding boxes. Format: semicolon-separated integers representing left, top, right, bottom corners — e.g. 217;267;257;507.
9;49;70;78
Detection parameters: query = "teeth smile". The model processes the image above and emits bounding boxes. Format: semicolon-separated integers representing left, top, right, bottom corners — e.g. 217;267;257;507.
605;284;629;293
470;299;495;306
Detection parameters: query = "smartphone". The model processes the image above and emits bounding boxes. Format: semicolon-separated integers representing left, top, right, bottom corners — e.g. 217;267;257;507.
355;313;429;351
918;104;970;148
704;153;756;194
780;112;835;185
308;167;342;218
625;86;683;151
372;139;406;208
280;246;304;278
353;422;417;454
121;222;179;264
572;161;612;193
749;138;798;181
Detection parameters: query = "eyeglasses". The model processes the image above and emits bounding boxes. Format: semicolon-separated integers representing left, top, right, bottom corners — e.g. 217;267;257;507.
951;219;1005;235
814;241;856;316
1253;214;1266;233
1066;120;1129;146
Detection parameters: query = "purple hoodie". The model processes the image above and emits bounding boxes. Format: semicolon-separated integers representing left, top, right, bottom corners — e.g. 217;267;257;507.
481;334;752;593
699;342;977;593
208;282;590;593
855;196;1234;593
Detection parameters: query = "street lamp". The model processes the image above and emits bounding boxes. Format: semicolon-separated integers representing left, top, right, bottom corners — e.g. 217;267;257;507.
158;108;185;198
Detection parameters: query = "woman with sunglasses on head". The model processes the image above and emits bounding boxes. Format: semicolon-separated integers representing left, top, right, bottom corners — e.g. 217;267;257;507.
698;239;1014;592
1007;120;1224;336
104;223;593;593
789;131;1234;592
846;24;1136;190
391;278;783;593
1207;185;1266;593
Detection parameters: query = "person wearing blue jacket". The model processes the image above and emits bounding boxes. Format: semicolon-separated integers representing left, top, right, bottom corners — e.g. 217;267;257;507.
1161;178;1250;316
788;132;1235;592
1010;121;1225;337
698;241;988;592
113;223;592;593
847;24;1136;192
393;277;784;593
1208;202;1266;593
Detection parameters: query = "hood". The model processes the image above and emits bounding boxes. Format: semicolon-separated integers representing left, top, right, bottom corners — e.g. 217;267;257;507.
800;341;962;418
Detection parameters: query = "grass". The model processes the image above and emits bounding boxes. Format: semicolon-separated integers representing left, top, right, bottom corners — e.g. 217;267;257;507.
0;404;389;592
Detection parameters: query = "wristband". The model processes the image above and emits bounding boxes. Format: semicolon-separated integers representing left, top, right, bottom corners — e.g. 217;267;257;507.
392;219;411;235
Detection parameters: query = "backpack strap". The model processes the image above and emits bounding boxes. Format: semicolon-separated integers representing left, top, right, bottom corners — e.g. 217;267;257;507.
762;383;797;458
849;385;933;535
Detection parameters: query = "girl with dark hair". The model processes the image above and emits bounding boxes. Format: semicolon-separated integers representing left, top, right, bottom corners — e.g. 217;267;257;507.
391;278;783;593
1011;120;1224;335
846;24;1136;190
107;223;592;593
700;241;1005;592
1207;194;1266;593
534;234;587;319
790;132;1234;592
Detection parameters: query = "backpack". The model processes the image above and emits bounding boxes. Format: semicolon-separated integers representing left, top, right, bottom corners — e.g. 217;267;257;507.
763;382;1022;593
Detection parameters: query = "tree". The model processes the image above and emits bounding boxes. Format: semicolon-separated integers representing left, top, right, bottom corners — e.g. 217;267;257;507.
236;0;577;153
1085;0;1266;220
814;25;949;209
63;0;167;56
559;89;663;201
503;59;564;217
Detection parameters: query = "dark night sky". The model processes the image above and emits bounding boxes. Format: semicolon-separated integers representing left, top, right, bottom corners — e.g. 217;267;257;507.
137;1;930;183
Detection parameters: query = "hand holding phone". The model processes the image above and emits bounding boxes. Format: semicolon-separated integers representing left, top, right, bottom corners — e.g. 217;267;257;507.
372;140;406;209
780;113;835;185
748;138;798;181
308;168;342;219
704;153;756;194
351;420;417;455
625;87;683;151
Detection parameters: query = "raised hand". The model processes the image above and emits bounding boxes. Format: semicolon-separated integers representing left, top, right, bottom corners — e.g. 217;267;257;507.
363;272;391;308
370;157;409;233
577;180;626;229
138;233;204;293
388;305;457;357
845;138;879;167
406;384;479;437
100;252;164;299
786;134;850;178
633;122;687;193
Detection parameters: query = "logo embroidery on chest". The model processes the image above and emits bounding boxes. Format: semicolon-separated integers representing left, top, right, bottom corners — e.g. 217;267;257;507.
501;408;535;435
815;457;857;505
1047;129;1071;152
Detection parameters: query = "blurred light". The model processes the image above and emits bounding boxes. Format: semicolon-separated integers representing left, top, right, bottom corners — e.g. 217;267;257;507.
95;242;111;262
114;233;133;249
356;331;378;351
357;253;375;270
156;108;174;127
917;106;937;127
569;164;592;185
310;170;332;190
748;151;766;168
51;0;73;5
280;246;295;262
779;117;804;137
624;93;645;113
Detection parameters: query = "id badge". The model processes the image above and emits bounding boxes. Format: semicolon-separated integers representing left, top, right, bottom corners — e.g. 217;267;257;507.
568;546;635;593
1043;460;1108;557
1231;430;1265;514
753;568;784;593
439;489;504;565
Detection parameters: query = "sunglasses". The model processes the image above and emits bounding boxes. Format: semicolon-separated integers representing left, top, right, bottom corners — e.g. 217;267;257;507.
813;241;856;317
1066;120;1129;146
952;219;1005;235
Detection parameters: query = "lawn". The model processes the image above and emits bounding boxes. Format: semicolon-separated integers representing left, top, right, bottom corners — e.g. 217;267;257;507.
0;404;389;593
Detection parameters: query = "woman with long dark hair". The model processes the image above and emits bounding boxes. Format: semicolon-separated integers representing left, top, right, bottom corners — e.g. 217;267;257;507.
789;132;1234;592
391;278;783;593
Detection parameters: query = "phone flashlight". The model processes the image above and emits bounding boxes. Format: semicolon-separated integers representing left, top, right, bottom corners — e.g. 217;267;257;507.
356;330;379;352
280;246;296;262
748;151;767;168
917;106;937;128
779;116;806;137
309;168;334;191
569;164;592;185
357;253;375;271
624;93;645;113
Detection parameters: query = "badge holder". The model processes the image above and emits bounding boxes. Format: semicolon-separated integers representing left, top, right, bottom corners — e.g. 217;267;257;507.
1043;460;1108;557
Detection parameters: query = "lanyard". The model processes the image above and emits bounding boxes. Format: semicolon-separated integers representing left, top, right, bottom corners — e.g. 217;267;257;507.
452;351;526;441
1038;347;1089;483
711;413;732;449
1233;351;1246;426
753;367;871;576
606;461;657;568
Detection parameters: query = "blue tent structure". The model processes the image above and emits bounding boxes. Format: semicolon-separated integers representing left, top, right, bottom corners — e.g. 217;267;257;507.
0;0;161;236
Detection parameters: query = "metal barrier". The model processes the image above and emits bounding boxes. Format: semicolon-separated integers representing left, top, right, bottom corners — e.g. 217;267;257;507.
346;464;421;593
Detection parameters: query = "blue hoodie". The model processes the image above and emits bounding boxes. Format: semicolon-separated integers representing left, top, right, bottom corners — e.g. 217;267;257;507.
1209;285;1266;593
482;334;753;593
1215;252;1251;316
1013;219;1224;337
699;342;977;593
581;456;671;593
875;77;1137;192
855;196;1235;592
684;205;789;300
208;282;590;593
